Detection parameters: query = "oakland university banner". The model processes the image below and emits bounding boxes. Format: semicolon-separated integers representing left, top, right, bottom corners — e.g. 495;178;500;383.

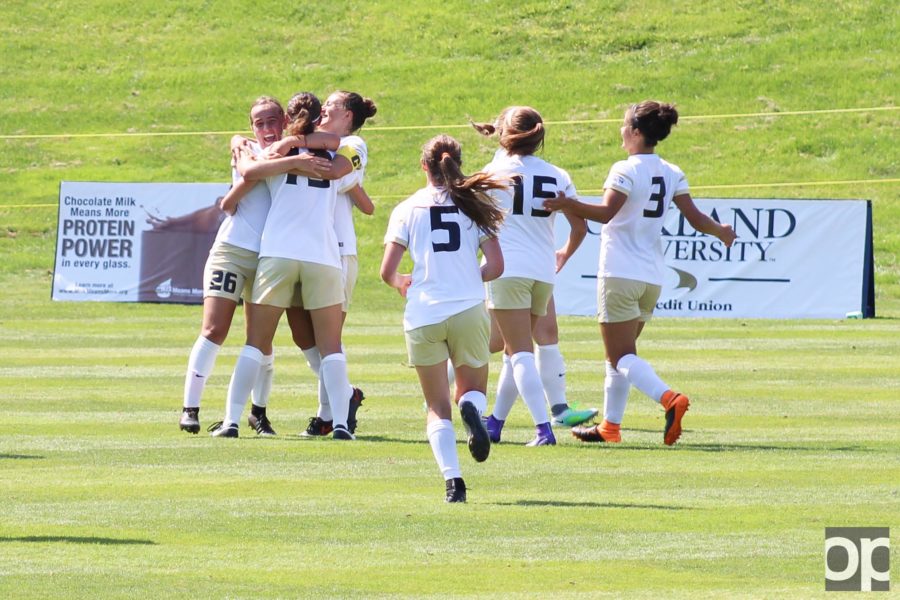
553;198;875;319
53;181;229;303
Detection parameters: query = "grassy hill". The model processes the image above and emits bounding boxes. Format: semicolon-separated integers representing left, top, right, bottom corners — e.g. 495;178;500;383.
1;2;898;598
1;0;897;311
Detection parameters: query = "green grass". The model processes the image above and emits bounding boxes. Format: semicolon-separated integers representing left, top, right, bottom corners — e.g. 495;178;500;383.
1;0;899;597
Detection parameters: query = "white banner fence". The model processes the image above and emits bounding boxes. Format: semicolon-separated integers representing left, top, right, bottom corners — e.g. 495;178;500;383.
553;197;875;319
53;184;876;318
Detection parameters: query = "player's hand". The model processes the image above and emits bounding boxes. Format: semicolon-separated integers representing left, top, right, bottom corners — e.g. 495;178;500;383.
293;152;333;177
395;274;412;298
540;190;573;212
265;137;296;157
555;249;569;273
719;223;737;248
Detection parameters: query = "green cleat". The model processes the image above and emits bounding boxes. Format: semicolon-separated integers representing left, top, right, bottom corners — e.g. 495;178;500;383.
551;406;599;427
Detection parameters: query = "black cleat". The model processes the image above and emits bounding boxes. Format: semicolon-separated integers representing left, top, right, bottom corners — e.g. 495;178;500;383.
301;416;333;437
208;421;238;438
459;402;491;462
248;413;276;436
179;407;200;434
347;387;365;434
445;477;467;503
332;424;355;440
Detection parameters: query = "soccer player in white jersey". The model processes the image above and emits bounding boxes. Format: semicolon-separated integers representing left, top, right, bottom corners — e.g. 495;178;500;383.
180;96;339;437
471;106;595;447
208;92;357;440
381;134;506;503
273;91;378;438
544;100;737;445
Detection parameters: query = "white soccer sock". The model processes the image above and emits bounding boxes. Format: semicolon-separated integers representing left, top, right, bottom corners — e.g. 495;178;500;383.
511;351;550;425
183;336;220;409
604;360;630;424
537;343;567;410
302;346;321;375
458;390;487;417
224;345;264;425
616;353;669;403
491;354;518;420
302;346;331;420
251;353;274;408
426;419;461;480
320;353;352;429
316;377;332;421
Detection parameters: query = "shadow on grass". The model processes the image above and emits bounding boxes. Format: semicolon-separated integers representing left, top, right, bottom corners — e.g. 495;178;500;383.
0;536;156;545
492;500;691;510
272;434;426;445
0;454;45;460
568;440;869;453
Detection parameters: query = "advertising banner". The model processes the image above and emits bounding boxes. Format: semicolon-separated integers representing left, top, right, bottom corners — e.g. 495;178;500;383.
52;181;229;303
554;198;875;319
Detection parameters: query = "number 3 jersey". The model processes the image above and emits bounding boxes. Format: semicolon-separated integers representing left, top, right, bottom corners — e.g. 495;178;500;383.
384;185;490;331
601;153;689;285
482;149;576;284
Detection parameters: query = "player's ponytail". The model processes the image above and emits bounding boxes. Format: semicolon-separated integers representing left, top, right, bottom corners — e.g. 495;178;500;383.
337;91;378;133
471;106;545;156
422;135;506;238
285;92;322;137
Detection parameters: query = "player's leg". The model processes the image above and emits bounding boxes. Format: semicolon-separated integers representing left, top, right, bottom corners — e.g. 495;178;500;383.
484;311;516;442
449;303;492;463
181;296;235;433
408;320;465;502
601;278;689;445
534;296;598;427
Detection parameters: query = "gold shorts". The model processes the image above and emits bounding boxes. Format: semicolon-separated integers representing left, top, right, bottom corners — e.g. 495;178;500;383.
203;242;259;302
487;277;553;316
251;257;344;310
405;303;490;368
597;277;660;323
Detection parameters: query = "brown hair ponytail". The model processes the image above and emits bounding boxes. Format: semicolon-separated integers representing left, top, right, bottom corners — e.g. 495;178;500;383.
471;106;545;156
630;100;679;146
285;92;322;137
422;135;506;237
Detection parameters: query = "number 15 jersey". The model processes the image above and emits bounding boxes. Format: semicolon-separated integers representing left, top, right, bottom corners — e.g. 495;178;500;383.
600;153;689;285
482;150;576;284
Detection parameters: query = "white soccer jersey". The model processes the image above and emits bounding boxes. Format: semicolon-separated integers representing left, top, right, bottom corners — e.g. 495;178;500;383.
259;148;341;268
385;185;489;331
333;135;368;257
600;153;690;285
482;149;575;283
214;141;271;252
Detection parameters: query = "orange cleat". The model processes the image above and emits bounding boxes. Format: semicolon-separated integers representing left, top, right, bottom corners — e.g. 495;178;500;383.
660;391;690;445
571;420;621;443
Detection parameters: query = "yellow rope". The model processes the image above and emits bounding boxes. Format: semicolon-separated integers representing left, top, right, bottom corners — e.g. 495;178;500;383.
1;106;896;140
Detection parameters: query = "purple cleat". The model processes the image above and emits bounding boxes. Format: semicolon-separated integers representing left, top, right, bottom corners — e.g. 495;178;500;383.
525;422;557;447
484;415;504;443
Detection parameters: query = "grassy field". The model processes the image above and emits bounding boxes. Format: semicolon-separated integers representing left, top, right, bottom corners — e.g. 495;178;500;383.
1;1;899;598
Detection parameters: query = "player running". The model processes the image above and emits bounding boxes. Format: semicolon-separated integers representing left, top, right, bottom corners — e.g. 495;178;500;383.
471;106;595;447
381;134;505;502
543;100;736;445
